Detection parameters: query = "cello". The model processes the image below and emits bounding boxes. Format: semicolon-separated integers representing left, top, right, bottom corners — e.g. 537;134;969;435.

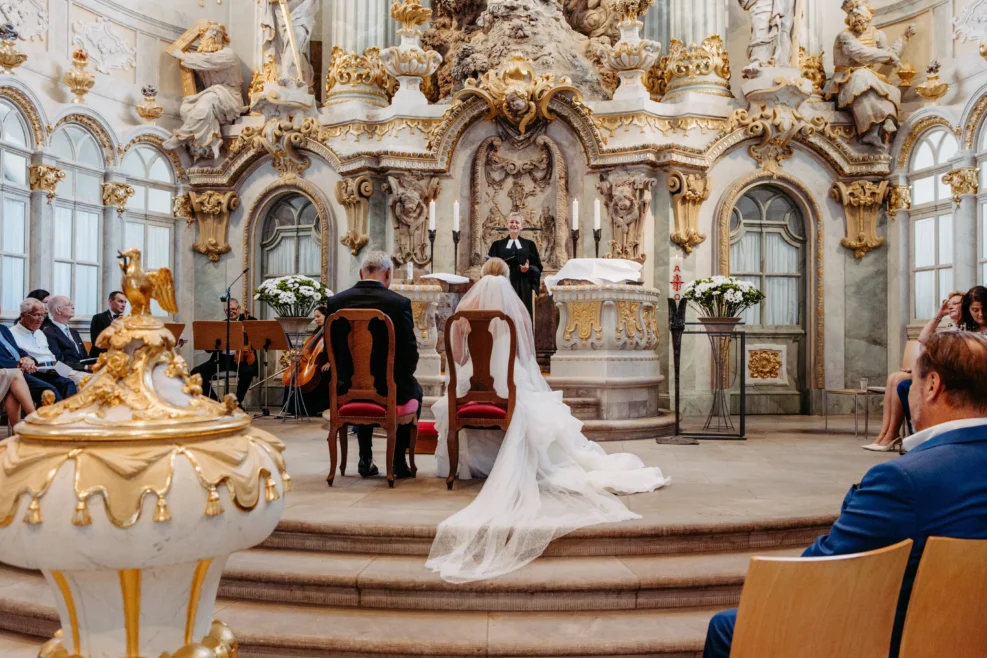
284;325;327;393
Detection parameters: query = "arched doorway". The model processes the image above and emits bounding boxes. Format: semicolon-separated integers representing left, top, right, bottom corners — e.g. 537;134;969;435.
728;184;809;414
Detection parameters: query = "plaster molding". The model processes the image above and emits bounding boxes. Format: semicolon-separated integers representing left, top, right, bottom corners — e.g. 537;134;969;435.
72;17;137;75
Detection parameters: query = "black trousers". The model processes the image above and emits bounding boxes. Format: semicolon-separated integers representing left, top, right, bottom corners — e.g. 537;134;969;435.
356;383;424;466
24;371;77;405
192;357;256;405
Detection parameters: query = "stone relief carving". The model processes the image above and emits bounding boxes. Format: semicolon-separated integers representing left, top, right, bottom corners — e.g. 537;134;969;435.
188;190;240;262
468;134;570;274
71;17;136;74
886;185;910;221
746;345;787;384
942;167;979;204
564;0;619;41
668;169;710;255
102;181;135;215
335;175;374;257
598;173;654;263
738;0;801;77
0;0;48;42
831;179;888;259
953;0;987;42
385;173;441;267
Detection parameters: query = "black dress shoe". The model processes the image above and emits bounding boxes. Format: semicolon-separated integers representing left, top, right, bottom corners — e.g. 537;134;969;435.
358;458;379;478
392;461;414;480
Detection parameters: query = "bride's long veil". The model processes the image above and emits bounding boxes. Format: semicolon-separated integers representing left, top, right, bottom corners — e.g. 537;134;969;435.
427;275;667;583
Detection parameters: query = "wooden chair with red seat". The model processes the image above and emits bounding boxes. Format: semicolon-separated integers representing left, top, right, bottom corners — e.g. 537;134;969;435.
324;309;419;488
443;309;517;490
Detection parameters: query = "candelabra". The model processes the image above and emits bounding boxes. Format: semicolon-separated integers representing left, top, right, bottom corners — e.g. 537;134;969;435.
428;229;436;273
452;229;461;275
571;229;580;260
593;229;602;258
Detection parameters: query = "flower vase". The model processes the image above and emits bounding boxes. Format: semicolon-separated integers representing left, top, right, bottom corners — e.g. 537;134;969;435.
697;317;740;432
276;316;315;421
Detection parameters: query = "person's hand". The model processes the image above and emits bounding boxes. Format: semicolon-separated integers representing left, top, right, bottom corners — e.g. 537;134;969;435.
321;363;331;373
902;368;912;374
19;357;36;374
936;298;950;320
521;259;530;273
888;53;901;68
904;24;917;39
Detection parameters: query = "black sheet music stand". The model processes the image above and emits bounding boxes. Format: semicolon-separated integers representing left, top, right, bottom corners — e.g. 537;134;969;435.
243;321;292;419
192;321;244;401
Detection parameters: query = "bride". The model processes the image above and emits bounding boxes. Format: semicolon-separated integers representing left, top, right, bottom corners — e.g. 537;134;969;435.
427;258;670;583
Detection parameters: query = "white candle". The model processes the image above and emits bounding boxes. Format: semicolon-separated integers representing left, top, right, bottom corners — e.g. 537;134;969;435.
453;200;460;232
428;200;436;231
594;199;601;231
407;262;413;280
571;199;579;230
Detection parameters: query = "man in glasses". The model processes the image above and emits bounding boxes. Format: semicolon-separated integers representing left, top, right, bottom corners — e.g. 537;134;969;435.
9;298;78;402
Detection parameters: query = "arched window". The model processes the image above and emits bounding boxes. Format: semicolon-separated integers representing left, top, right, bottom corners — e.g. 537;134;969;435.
0;100;30;315
729;186;806;327
51;124;104;318
121;145;176;316
908;127;957;320
257;194;322;317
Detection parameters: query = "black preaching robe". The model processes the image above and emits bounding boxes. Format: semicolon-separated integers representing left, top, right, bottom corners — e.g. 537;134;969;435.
488;236;542;318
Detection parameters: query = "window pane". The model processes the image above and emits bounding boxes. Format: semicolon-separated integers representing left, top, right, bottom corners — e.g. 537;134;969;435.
913;141;935;170
739;275;761;326
764;232;798;274
128;184;146;211
51;132;72;160
2;112;27;147
54;207;73;259
1;256;23;312
2;198;26;253
148;156;172;183
915;270;936;320
147;187;171;214
939;268;954;306
939;133;959;164
765;277;799;325
146;225;171;270
912;177;934;205
77;136;101;167
937;175;951;203
914;218;936;268
938;215;953;266
3;152;26;185
124;222;145;253
60;169;74;199
122;150;145;177
983;206;987;261
76;211;100;262
983;263;987;286
53;262;72;299
729;231;761;273
75;264;99;317
77;172;101;205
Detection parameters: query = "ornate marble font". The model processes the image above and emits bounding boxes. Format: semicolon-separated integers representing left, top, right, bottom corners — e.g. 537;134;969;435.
386;173;441;267
598;173;654;263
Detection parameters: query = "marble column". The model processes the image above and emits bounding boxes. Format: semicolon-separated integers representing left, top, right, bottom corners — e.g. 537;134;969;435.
322;0;390;83
670;0;726;47
27;153;61;294
887;172;910;372
948;153;979;294
642;2;669;50
101;169;127;301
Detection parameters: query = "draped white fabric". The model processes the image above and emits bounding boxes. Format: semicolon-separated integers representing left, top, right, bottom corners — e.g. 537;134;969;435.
427;275;670;583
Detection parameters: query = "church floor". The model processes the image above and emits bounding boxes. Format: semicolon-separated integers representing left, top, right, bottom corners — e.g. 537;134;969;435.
0;416;896;657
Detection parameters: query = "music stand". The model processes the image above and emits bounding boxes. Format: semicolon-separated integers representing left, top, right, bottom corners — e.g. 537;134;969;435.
243;321;292;419
164;323;186;342
192;321;245;401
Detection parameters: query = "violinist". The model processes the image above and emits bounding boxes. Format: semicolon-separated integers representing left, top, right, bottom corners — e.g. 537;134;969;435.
282;305;330;415
191;298;258;407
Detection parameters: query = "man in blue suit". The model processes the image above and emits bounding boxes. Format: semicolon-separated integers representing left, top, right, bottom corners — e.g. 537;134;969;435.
703;331;987;658
0;302;76;405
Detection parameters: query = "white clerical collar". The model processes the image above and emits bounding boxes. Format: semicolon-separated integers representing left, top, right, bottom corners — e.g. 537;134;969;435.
507;238;521;249
904;417;987;452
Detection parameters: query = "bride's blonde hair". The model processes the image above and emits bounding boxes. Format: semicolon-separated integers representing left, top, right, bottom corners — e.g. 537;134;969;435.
482;257;510;278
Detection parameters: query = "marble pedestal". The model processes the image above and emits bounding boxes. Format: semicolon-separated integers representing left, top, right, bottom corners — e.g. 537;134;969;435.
393;284;444;400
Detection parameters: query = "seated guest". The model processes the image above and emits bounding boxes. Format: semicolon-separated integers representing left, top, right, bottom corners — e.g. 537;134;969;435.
44;296;91;376
27;289;53;330
190;298;257;406
324;251;421;479
89;290;128;358
282;305;331;416
7;299;77;403
0;308;36;424
864;291;965;451
703;331;987;658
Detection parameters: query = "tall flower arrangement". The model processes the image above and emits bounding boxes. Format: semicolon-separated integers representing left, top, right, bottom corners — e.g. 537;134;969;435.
254;275;331;317
682;276;764;318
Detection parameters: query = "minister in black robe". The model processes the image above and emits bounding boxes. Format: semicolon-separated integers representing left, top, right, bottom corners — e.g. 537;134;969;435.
487;212;542;318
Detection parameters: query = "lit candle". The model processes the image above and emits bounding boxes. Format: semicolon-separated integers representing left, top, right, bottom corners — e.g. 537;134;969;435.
571;199;579;230
407;261;413;280
428;200;436;231
453;200;460;232
594;199;601;231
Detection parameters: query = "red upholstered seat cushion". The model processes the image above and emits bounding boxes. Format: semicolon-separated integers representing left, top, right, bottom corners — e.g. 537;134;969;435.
456;401;508;420
417;421;438;438
339;399;419;418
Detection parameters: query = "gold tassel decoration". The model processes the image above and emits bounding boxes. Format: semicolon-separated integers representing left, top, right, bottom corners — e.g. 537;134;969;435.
23;498;42;525
282;472;293;492
265;477;280;503
154;497;171;523
72;499;92;526
204;487;224;517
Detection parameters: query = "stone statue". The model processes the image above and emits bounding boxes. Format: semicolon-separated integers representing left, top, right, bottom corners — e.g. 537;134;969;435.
825;0;915;148
598;173;654;263
738;0;802;78
259;0;316;88
564;0;619;40
385;173;440;267
163;22;244;161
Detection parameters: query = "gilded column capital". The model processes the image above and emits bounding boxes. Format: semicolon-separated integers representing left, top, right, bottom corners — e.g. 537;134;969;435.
102;181;135;215
831;180;889;258
668;169;710;254
886;185;911;221
173;193;194;224
29;164;66;204
188;190;240;262
942;167;978;204
335;175;373;257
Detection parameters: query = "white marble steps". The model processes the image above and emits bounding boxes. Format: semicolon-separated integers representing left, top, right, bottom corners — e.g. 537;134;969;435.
0;568;714;657
265;514;835;557
219;547;802;612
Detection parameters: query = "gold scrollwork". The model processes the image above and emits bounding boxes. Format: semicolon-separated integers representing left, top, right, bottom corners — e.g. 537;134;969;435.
102;181;135;215
942;167;978;204
647;35;732;100
29;164;66;203
831;179;889;258
325;46;397;108
564;301;604;346
616;301;643;339
668;169;710;254
411;301;430;340
189;190;240;262
886;185;911;221
336;175;373;256
748;349;782;380
592;113;726;144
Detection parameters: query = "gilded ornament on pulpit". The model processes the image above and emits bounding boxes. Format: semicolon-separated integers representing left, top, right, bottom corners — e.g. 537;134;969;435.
188;190;240;262
668;169;709;255
29;164;66;203
831;179;888;258
336;175;374;257
598;173;654;263
648;36;731;101
385;173;440;267
325;46;397;107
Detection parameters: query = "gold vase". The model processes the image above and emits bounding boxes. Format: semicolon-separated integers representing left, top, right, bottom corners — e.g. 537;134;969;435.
916;61;948;106
63;48;96;104
136;84;164;124
0;23;27;74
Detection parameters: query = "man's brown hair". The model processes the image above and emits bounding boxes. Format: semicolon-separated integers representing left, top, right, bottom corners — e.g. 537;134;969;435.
914;332;987;412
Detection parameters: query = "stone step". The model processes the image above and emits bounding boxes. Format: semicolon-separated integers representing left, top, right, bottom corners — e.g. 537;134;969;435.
562;396;602;421
220;547;800;612
0;568;714;657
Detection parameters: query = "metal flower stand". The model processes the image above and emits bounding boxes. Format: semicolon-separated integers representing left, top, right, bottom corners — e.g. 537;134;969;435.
277;316;313;422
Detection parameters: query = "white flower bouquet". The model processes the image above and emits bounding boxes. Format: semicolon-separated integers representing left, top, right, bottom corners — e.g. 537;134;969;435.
253;275;332;317
682;275;765;318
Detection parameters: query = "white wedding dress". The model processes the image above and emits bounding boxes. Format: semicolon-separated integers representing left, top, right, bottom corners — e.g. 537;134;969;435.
428;275;670;583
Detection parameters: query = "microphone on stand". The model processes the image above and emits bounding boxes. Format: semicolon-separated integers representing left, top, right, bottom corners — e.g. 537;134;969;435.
221;267;250;401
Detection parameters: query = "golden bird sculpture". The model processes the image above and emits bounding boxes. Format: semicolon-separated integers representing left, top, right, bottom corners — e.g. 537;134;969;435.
118;248;178;317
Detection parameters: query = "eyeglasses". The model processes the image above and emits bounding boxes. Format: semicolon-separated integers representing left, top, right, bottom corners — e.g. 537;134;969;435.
25;311;46;319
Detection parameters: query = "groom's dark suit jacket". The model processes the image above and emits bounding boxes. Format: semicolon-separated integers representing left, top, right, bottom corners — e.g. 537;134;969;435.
324;280;421;405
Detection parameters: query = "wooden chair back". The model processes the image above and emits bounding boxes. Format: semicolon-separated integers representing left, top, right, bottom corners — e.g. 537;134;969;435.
445;310;517;421
730;539;913;658
899;537;987;658
326;309;396;414
901;339;922;371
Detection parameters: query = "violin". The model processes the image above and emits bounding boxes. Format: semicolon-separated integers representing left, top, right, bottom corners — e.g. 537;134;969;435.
284;325;326;393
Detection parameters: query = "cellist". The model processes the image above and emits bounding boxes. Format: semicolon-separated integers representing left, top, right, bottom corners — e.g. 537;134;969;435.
190;298;258;407
282;305;330;415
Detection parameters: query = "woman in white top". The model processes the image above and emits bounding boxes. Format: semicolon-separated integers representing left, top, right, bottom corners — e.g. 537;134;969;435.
428;258;669;583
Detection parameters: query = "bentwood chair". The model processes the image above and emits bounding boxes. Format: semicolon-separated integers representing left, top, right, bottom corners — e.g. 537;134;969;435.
443;310;517;490
324;309;419;488
730;539;913;658
899;537;987;658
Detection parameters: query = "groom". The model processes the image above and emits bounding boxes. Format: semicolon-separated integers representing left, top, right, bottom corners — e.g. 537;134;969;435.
487;212;542;318
324;250;422;478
